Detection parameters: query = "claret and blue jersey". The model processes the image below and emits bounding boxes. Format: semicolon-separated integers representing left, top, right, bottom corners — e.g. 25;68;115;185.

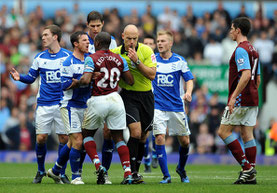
19;48;71;106
153;53;194;112
228;41;260;107
60;55;91;108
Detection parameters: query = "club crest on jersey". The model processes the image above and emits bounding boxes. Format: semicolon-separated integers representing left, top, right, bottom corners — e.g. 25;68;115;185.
59;59;65;65
62;67;69;75
237;58;244;65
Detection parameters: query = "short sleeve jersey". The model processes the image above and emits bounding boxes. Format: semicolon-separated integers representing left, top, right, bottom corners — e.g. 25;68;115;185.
153;53;194;112
28;48;72;106
111;43;157;91
228;41;260;106
60;55;91;108
84;50;129;96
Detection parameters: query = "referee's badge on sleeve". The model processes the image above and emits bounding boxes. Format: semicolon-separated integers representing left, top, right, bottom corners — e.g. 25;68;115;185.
151;54;157;63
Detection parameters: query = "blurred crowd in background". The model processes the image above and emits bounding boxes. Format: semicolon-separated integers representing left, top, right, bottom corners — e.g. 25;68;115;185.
1;1;277;155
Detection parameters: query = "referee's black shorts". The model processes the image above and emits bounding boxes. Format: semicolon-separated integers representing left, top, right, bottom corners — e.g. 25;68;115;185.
120;89;154;132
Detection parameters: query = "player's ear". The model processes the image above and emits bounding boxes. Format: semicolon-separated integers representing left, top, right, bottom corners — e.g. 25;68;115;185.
73;41;78;47
53;34;58;41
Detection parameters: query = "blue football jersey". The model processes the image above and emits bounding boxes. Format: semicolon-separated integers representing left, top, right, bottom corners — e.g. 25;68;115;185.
60;55;91;108
87;33;117;54
153;53;194;112
28;48;71;106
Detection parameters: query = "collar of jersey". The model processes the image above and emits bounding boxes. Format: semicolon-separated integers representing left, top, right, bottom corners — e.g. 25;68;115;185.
121;43;139;54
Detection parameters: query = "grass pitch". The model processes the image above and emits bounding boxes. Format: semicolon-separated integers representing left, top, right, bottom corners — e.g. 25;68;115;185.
0;163;276;193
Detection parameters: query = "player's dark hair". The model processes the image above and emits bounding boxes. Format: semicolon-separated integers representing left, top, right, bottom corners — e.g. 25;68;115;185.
44;25;62;42
70;31;87;48
144;34;156;43
95;32;111;50
232;17;251;36
87;11;104;23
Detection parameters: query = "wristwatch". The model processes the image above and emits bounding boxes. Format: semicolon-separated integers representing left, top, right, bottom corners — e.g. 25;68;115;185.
136;58;140;66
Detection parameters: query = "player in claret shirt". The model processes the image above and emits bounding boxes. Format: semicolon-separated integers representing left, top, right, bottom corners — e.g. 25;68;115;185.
79;32;134;184
218;17;260;185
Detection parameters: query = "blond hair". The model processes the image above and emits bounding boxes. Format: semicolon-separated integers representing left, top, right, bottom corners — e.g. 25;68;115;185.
157;30;173;42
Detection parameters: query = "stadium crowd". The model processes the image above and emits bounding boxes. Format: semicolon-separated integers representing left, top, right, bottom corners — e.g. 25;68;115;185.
1;1;277;155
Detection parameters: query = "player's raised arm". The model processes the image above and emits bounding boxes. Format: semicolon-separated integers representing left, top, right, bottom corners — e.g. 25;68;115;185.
128;47;156;80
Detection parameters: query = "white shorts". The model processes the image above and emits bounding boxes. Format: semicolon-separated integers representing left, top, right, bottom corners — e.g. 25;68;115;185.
221;106;258;126
82;92;126;131
153;109;191;136
60;107;85;134
35;105;66;135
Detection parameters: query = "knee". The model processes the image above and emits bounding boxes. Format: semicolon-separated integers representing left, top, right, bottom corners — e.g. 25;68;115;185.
58;134;69;144
130;129;141;139
217;127;225;139
103;127;112;140
36;134;48;144
73;140;83;150
155;134;165;145
180;136;190;147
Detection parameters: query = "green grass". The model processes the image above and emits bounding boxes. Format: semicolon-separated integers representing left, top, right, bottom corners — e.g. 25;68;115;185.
0;163;276;193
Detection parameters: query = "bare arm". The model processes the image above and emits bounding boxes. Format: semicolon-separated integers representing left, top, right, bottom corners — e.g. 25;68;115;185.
128;48;156;80
256;75;261;89
183;79;194;102
121;70;134;86
66;78;80;90
79;73;93;86
228;70;251;114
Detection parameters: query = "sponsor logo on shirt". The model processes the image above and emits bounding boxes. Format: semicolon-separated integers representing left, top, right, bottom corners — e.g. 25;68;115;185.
46;70;61;83
157;74;174;86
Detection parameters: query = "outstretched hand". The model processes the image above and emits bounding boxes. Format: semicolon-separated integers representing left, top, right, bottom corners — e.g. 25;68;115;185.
10;68;20;81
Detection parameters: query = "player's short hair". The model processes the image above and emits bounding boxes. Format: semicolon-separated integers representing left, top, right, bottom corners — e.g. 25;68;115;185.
157;30;173;42
144;34;156;43
87;11;104;23
70;31;87;48
44;25;62;42
95;32;111;49
232;17;251;36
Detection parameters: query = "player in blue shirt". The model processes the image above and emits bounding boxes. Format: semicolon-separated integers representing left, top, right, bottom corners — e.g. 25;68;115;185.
47;31;90;185
85;11;117;184
152;30;194;184
86;11;117;54
10;25;72;184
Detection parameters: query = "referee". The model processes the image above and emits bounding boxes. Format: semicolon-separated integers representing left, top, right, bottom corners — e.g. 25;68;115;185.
111;24;157;184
